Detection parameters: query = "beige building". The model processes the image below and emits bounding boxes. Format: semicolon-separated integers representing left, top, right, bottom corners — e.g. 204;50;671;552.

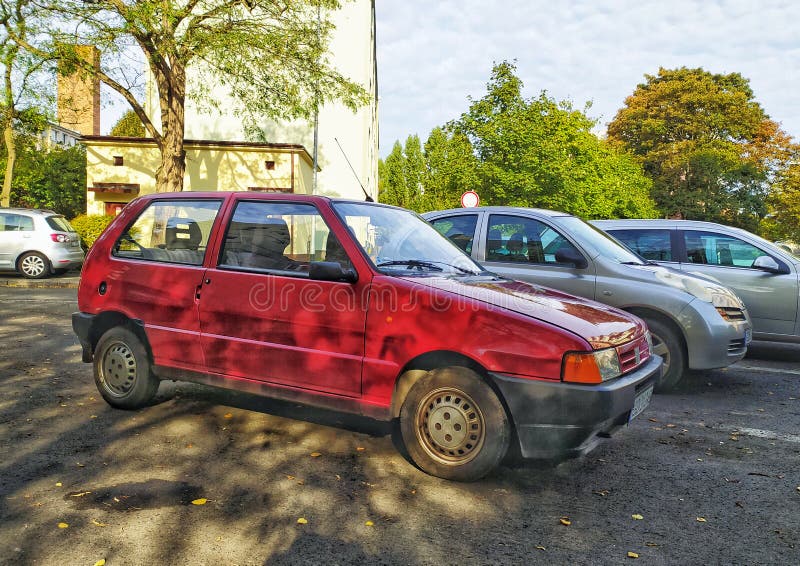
83;137;315;216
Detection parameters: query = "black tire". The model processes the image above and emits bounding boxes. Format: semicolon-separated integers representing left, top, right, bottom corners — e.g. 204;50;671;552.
399;367;510;481
93;326;159;409
18;252;50;279
644;317;687;392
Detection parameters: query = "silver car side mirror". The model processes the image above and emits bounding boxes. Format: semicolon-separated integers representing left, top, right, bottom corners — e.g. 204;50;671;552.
752;255;789;274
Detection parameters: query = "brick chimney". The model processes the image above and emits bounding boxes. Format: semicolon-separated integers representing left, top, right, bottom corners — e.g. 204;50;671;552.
57;45;101;136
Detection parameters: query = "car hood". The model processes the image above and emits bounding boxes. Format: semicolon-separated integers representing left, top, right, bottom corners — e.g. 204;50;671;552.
404;276;644;349
625;263;744;308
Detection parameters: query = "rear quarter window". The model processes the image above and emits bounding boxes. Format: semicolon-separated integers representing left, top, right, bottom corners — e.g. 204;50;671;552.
46;216;76;232
609;229;672;261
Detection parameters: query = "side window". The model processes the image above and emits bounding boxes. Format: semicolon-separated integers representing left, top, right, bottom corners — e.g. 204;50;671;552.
0;214;33;231
609;229;672;261
486;214;580;265
113;200;222;265
683;230;764;267
219;201;352;275
430;215;478;254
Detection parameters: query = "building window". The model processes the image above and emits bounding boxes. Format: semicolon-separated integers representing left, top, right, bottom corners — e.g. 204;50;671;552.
113;155;124;166
264;160;275;170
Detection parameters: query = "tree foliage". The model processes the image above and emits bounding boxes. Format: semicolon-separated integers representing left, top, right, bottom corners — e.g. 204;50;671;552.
1;134;86;218
380;61;656;218
110;109;146;137
607;67;798;230
10;0;367;193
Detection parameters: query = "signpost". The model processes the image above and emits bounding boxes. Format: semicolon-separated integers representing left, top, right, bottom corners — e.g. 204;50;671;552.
460;191;480;208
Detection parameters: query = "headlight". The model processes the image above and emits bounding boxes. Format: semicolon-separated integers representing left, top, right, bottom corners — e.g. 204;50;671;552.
562;347;622;384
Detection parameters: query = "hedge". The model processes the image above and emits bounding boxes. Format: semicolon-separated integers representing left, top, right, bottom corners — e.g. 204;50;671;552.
70;214;115;249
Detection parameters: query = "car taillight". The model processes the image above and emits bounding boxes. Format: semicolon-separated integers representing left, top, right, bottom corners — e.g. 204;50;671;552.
562;348;622;384
51;233;69;243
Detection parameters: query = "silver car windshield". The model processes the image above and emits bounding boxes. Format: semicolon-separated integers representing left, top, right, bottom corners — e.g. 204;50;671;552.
333;202;486;276
557;216;646;265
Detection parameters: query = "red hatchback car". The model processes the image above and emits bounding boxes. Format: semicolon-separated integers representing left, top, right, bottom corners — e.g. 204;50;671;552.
73;192;661;480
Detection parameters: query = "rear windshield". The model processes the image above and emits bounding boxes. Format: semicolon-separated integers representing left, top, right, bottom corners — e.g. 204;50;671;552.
46;216;76;232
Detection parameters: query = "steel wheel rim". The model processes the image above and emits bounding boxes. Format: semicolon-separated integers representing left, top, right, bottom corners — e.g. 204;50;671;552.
101;341;137;396
415;387;485;466
21;255;46;277
651;332;671;375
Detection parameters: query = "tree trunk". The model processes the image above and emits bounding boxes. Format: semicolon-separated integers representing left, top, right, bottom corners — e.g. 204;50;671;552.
153;60;186;192
1;123;15;207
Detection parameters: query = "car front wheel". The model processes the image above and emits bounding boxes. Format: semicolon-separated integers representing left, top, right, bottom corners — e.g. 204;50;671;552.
94;326;159;409
400;367;510;481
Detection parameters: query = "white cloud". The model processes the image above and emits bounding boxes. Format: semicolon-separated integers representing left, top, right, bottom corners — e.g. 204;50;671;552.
376;0;800;154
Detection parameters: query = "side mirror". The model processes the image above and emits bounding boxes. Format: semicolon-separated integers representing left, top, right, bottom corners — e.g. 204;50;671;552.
752;255;789;274
309;261;358;283
555;247;589;269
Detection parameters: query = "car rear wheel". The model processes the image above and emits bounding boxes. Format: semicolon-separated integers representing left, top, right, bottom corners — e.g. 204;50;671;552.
644;317;686;392
94;326;159;409
400;367;510;481
18;252;50;279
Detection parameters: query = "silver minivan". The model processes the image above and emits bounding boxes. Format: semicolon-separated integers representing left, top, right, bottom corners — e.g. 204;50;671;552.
593;219;800;344
423;207;752;391
0;208;85;278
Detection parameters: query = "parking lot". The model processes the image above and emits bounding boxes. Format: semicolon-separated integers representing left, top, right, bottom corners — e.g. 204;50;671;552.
0;285;798;565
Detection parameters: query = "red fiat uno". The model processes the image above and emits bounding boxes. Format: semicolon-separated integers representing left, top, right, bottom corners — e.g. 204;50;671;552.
73;193;661;480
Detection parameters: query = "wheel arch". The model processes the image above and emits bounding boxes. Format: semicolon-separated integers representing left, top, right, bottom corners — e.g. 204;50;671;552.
624;306;688;355
89;312;153;364
390;350;509;419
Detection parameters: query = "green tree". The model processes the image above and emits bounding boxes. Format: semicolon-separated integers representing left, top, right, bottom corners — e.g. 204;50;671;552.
762;162;800;242
378;141;409;208
2;135;86;217
452;61;656;218
110;109;146;137
420;127;479;212
0;0;51;207
9;0;367;193
607;67;796;228
404;134;424;206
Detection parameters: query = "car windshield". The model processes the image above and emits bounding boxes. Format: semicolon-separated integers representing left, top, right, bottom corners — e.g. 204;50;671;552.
556;216;646;265
333;202;486;276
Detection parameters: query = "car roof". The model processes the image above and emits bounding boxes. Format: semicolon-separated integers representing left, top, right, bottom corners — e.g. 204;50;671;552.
423;206;572;218
591;218;759;237
136;191;402;210
0;207;58;215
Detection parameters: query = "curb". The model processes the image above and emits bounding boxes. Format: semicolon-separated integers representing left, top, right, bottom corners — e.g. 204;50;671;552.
0;277;80;289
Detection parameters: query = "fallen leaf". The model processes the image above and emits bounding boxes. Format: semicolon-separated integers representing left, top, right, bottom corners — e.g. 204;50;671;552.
91;519;107;527
735;501;744;508
631;514;644;520
297;517;308;524
696;517;707;522
70;491;91;497
76;462;85;468
57;522;69;529
185;443;193;448
666;424;676;428
365;521;374;527
593;489;610;497
535;545;546;551
559;517;571;526
191;498;207;505
94;560;106;566
90;415;97;419
356;447;366;452
310;452;322;457
55;482;62;487
796;486;800;492
648;418;658;422
645;542;659;547
628;551;639;558
224;413;232;419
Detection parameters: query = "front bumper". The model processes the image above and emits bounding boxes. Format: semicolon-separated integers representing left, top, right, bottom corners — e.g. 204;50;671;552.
678;299;750;370
489;354;662;460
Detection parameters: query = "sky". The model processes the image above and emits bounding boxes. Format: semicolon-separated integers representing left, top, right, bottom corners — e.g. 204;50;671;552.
375;0;800;157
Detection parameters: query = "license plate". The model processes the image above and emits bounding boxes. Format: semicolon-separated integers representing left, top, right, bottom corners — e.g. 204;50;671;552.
629;386;653;423
744;328;752;345
70;240;79;247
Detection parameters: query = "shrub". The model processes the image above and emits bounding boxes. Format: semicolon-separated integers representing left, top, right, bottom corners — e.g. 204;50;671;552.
70;214;115;249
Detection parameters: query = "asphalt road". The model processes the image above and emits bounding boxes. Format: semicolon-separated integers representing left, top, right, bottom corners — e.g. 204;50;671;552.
1;287;798;565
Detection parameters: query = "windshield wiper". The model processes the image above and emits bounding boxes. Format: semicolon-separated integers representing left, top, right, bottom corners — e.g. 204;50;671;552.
377;260;444;271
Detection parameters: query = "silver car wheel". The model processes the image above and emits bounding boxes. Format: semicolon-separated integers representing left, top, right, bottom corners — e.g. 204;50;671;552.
19;253;48;278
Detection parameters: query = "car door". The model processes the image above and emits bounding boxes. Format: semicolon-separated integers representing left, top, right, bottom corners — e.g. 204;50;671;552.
678;229;798;336
198;199;368;397
108;198;225;372
477;213;597;299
